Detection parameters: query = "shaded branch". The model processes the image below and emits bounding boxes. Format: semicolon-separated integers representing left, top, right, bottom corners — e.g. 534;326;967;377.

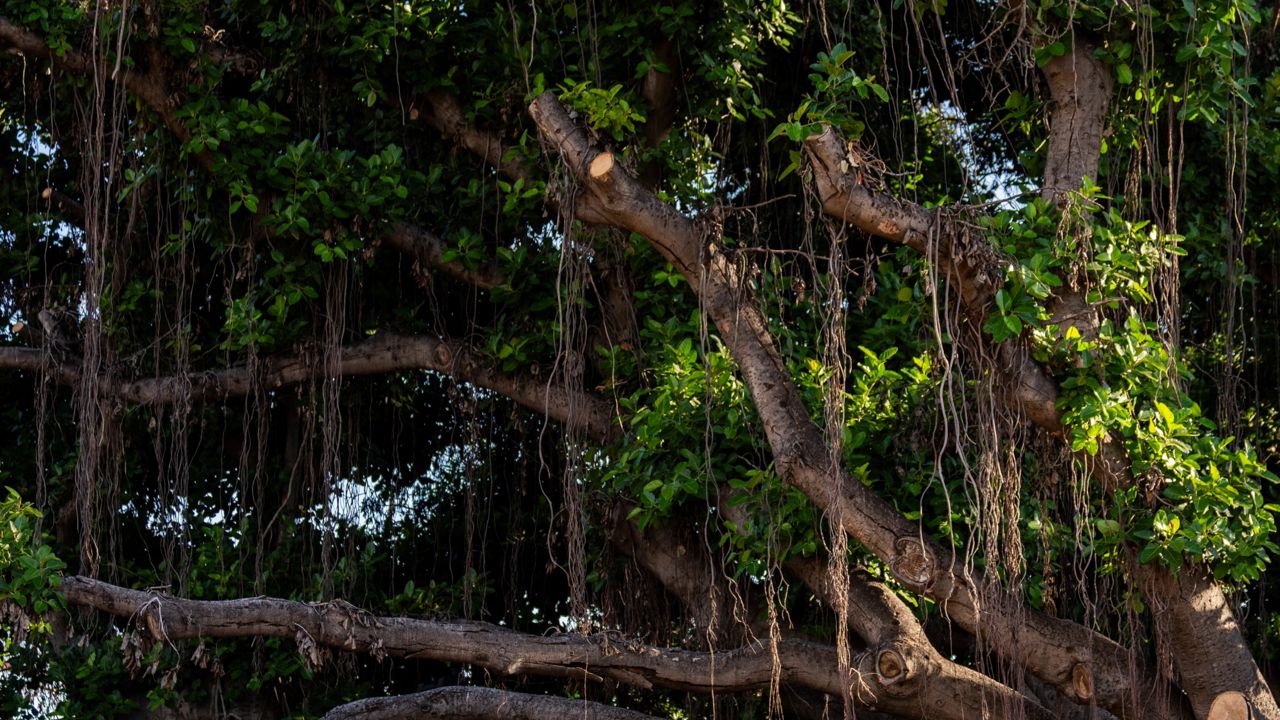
416;91;533;183
63;575;1024;720
608;506;748;646
383;221;505;290
0;332;620;444
0;16;214;171
40;187;85;226
528;91;1175;720
321;686;659;720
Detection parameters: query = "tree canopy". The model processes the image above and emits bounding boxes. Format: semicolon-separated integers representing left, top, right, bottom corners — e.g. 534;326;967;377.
2;0;1280;718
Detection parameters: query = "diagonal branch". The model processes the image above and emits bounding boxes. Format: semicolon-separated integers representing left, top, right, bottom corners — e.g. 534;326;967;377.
415;91;533;183
0;332;619;444
383;221;505;290
725;472;1055;720
321;686;660;720
527;91;1177;720
804;129;1066;436
786;556;1058;720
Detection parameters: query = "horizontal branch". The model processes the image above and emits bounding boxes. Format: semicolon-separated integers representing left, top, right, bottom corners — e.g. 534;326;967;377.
321;686;659;720
62;577;845;699
64;575;1022;720
0;332;620;444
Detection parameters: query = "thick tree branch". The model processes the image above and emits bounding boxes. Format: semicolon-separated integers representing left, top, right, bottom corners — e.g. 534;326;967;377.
788;550;1054;719
62;576;857;709
63;575;1028;720
321;686;659;720
638;37;681;187
0;332;620;444
1040;37;1278;719
1041;41;1114;203
528;91;1172;720
640;39;679;151
608;507;748;646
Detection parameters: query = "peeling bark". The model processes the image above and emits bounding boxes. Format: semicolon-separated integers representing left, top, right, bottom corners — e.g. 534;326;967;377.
528;91;1172;720
0;333;620;443
321;686;659;720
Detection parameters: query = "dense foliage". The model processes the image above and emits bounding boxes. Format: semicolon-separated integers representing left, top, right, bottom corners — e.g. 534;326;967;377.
1;0;1279;718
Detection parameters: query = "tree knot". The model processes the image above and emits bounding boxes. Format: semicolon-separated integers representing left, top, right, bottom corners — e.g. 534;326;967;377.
889;537;935;591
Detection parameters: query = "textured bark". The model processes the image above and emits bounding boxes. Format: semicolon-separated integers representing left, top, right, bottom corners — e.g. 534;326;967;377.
60;576;839;694
1041;40;1114;202
321;686;659;720
63;575;1038;720
528;91;1171;720
1040;38;1278;719
1141;566;1280;720
0;333;620;443
788;557;1056;720
804;128;1065;434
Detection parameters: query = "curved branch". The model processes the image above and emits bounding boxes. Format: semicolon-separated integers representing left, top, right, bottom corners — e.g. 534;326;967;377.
321;686;659;720
527;91;1176;720
0;332;620;444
